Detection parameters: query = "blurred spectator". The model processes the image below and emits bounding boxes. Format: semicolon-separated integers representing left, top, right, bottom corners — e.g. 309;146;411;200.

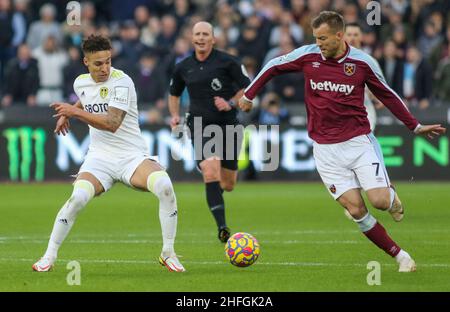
290;0;310;37
156;14;178;54
380;11;413;44
269;10;304;47
403;45;433;109
134;5;150;30
383;0;409;15
163;36;191;78
254;92;289;125
392;25;408;59
26;3;62;50
1;43;39;107
62;22;83;48
433;56;450;104
429;23;450;72
235;14;271;69
140;16;161;47
63;46;85;103
361;27;377;56
214;13;239;47
0;0;14;85
32;34;68;106
109;0;158;21
418;18;443;59
0;0;27;86
378;40;405;97
132;50;166;108
171;0;193;29
81;1;96;27
115;20;146;68
342;2;359;24
11;0;28;48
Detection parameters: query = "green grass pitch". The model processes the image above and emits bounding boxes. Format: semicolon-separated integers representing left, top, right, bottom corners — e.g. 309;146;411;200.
0;182;449;291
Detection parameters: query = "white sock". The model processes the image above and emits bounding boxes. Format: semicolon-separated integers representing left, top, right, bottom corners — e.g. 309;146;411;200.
395;249;411;263
388;187;396;210
43;180;94;260
147;171;177;258
354;212;377;232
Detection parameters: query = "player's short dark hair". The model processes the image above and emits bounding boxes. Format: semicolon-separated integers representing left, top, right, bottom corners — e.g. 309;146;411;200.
311;11;345;33
345;22;362;30
81;34;112;54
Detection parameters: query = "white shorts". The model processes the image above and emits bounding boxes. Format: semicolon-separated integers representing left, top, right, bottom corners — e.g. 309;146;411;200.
78;151;159;192
313;133;391;199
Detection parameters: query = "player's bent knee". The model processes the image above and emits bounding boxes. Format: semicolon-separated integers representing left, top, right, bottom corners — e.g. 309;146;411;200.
64;180;95;217
147;171;176;201
220;181;235;192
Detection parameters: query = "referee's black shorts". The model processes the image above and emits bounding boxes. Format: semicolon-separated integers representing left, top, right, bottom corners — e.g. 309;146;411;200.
188;119;243;171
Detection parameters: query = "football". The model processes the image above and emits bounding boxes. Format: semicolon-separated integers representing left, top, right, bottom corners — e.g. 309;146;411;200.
225;232;260;267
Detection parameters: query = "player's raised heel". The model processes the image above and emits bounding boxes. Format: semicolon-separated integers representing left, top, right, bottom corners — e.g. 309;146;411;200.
389;193;404;222
159;255;186;272
32;258;54;272
398;257;416;272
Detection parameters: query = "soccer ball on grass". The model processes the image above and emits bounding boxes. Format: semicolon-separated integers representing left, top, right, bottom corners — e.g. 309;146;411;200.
225;232;260;267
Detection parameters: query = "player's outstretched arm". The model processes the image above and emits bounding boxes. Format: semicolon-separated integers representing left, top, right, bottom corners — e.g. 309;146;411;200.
51;102;126;133
414;124;446;139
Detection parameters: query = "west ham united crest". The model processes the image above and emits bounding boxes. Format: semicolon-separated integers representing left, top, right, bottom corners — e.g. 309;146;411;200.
329;184;336;194
344;63;356;76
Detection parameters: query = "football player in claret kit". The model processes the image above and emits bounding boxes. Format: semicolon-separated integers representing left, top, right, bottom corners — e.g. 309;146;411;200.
32;35;185;272
239;11;446;272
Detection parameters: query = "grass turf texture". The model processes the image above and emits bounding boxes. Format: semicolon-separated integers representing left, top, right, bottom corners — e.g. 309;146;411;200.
0;182;449;291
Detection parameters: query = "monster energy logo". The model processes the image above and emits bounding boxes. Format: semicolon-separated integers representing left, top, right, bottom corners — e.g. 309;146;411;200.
2;127;47;182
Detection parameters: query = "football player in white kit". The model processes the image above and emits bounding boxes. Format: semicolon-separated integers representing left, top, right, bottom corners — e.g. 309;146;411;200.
32;35;185;272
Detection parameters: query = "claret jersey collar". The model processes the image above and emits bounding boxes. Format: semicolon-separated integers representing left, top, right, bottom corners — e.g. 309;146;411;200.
320;41;351;63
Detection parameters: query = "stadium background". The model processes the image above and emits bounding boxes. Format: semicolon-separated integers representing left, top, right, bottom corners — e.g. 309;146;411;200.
1;0;450;182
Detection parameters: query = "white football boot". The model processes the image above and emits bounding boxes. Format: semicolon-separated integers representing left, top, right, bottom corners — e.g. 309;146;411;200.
32;257;55;272
398;257;417;272
389;192;404;222
159;254;186;272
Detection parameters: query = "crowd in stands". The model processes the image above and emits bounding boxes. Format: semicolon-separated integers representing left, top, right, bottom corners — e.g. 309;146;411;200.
1;0;450;125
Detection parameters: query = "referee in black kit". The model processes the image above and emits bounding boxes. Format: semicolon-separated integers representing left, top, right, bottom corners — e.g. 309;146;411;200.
168;21;251;242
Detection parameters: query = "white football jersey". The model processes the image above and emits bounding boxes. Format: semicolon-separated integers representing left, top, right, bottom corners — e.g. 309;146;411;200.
73;67;148;156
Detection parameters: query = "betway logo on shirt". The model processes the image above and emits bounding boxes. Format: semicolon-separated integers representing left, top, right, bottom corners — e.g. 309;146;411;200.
309;79;355;95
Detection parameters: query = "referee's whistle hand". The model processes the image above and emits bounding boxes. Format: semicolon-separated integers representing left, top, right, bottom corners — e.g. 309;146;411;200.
214;96;232;112
238;97;253;112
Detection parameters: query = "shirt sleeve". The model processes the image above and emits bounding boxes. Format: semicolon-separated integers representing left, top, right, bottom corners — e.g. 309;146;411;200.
169;64;185;97
109;77;133;112
228;58;251;90
73;78;80;100
244;46;307;100
364;57;419;131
